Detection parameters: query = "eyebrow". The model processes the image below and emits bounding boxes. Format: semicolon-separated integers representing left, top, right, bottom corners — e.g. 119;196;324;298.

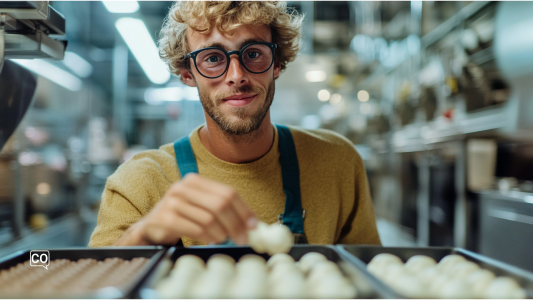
196;38;269;51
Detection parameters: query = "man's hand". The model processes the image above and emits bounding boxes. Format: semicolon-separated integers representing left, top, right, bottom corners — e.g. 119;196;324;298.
113;173;257;246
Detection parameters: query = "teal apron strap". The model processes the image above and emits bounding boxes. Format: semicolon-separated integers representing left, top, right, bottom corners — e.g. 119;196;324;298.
275;124;305;235
172;126;306;245
173;136;198;247
174;135;198;177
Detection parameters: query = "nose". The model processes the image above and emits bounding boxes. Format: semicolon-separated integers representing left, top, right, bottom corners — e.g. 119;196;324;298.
224;54;249;87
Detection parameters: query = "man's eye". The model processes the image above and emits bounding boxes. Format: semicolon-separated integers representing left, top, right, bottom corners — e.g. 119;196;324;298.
207;56;220;63
247;52;259;59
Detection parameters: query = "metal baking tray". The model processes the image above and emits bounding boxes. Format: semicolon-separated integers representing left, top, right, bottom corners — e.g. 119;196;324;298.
336;245;533;298
136;245;388;298
0;246;166;299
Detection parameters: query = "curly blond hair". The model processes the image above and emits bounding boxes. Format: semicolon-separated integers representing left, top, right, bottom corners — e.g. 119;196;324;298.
158;1;303;80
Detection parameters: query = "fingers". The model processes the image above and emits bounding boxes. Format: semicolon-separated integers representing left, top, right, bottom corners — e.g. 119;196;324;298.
172;178;250;244
170;200;227;243
141;213;206;245
140;173;258;246
181;173;258;229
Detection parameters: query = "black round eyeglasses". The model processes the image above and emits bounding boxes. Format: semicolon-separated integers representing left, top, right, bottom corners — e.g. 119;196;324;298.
181;42;277;79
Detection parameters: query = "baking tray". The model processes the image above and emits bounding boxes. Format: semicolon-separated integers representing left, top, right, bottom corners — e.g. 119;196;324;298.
0;246;166;299
136;245;388;298
336;245;533;299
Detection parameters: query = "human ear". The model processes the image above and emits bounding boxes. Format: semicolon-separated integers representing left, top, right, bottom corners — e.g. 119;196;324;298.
180;68;197;87
273;62;281;80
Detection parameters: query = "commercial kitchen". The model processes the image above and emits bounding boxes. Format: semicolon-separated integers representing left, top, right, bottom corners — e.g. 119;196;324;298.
1;1;533;298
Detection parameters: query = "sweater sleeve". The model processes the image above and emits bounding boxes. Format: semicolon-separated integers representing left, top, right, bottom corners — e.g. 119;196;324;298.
88;187;143;247
336;162;382;245
88;148;177;247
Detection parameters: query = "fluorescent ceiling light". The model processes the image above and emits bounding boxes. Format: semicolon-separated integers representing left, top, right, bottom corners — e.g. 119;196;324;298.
63;51;93;78
145;87;181;103
103;1;139;13
306;70;327;82
11;59;83;91
145;86;200;104
116;18;171;84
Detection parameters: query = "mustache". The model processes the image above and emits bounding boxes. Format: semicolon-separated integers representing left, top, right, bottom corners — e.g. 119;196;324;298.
213;85;265;102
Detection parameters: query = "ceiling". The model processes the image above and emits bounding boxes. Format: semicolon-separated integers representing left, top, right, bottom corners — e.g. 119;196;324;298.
47;1;414;108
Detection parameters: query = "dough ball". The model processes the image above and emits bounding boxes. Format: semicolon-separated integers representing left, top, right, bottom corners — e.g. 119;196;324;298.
239;254;266;264
269;271;307;298
164;259;204;298
269;262;302;286
389;274;427;299
485;277;526;299
447;261;480;279
415;266;439;285
428;273;453;297
264;224;293;255
437;254;467;273
367;253;403;276
380;264;408;286
248;222;269;254
307;261;342;287
206;254;235;276
439;278;473;299
190;271;231;299
298;252;328;274
467;269;496;298
311;273;357;299
173;254;205;272
227;270;267;298
237;254;267;273
404;255;437;274
267;253;294;269
155;277;178;299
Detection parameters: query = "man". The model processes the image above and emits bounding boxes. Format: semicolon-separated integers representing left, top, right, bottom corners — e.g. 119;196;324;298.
89;1;380;247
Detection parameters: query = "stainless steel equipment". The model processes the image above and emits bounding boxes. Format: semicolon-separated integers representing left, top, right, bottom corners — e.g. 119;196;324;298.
478;190;533;272
0;1;67;240
494;1;533;134
0;1;66;68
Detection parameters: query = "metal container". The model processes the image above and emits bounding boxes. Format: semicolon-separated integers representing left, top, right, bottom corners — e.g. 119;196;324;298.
478;190;533;272
136;245;387;299
0;247;166;298
336;245;533;298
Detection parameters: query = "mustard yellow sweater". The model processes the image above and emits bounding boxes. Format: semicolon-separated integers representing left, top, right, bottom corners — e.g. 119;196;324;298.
89;125;381;247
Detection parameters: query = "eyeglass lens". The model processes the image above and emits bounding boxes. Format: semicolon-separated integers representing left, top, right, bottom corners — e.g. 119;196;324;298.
195;44;273;77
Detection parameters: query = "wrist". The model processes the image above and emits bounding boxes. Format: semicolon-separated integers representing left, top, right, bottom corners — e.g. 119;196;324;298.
114;221;149;246
130;221;150;245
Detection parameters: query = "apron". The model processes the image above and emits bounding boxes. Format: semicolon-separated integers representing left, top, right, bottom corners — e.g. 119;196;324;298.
173;124;308;246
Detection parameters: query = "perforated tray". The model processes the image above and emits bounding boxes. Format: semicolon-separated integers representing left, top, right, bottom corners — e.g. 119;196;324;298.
336;245;533;299
0;247;165;298
136;245;389;298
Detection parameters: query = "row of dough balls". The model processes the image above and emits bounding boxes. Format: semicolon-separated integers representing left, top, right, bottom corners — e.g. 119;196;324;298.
156;252;357;298
367;253;527;299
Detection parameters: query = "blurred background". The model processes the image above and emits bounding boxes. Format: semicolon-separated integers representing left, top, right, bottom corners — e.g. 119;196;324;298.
1;1;533;271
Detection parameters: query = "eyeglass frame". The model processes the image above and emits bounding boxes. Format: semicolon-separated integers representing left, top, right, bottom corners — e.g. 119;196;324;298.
181;42;278;79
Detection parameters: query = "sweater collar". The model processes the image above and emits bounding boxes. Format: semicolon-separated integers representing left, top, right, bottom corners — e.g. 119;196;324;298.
188;124;281;177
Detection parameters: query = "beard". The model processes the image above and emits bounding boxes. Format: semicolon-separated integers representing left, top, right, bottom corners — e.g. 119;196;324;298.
198;80;275;136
